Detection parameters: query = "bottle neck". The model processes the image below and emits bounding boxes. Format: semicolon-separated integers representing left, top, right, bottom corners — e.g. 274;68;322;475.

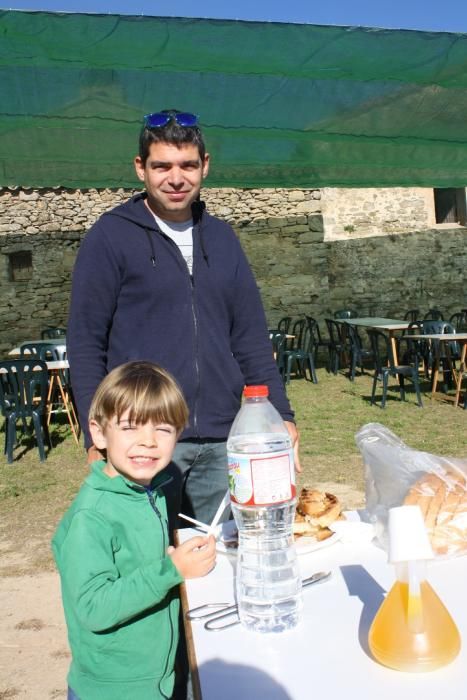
395;560;428;583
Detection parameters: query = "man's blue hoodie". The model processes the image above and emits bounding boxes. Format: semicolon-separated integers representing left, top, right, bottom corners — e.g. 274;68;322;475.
68;193;294;447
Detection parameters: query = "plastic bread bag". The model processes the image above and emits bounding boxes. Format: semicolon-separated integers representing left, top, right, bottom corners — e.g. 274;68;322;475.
355;423;467;558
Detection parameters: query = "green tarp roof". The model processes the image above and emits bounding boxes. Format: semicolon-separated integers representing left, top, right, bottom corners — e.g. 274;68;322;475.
1;10;467;189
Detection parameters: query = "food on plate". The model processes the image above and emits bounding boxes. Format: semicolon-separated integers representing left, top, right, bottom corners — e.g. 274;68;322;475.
293;488;342;541
403;469;467;556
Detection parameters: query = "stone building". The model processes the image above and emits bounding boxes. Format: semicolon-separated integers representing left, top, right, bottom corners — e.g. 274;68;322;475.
0;184;466;356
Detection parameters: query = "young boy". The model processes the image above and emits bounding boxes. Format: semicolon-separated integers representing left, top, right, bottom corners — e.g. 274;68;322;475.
52;361;216;700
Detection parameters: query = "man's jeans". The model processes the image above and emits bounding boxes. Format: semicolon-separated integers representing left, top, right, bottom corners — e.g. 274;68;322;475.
67;688;79;700
164;439;231;530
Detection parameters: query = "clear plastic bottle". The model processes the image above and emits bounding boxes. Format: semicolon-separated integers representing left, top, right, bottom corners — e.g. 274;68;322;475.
368;506;461;672
227;385;302;633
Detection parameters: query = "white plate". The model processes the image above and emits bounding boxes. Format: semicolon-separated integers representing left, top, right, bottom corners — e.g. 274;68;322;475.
293;531;340;555
215;520;239;555
215;521;340;556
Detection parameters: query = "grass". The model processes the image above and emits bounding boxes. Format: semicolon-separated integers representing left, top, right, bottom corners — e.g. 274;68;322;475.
0;364;466;576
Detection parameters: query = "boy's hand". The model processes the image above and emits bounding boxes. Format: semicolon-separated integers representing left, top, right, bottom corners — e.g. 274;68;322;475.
168;535;216;579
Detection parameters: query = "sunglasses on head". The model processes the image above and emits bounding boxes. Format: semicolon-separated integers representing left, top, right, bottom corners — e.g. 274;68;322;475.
143;112;199;129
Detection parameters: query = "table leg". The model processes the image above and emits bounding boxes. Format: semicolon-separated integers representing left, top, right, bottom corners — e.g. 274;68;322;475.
389;332;399;365
430;344;440;396
47;370;80;444
454;342;467;408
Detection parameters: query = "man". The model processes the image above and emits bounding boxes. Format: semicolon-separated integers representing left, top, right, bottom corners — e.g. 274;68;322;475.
67;109;299;526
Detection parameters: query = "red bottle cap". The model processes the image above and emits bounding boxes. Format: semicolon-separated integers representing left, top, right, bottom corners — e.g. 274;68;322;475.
243;385;269;398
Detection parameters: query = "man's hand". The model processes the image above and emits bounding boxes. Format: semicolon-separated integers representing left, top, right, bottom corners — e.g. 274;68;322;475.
284;421;301;473
168;535;217;579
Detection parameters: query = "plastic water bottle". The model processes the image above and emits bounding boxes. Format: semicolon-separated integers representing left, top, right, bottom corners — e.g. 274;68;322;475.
227;385;302;633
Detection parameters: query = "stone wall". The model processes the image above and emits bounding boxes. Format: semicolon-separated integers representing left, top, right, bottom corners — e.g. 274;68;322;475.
0;186;466;357
321;187;437;239
0;186;322;355
325;229;467;318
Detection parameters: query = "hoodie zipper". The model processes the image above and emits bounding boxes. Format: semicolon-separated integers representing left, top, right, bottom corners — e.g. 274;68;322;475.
146;223;202;438
144;485;173;700
144;486;167;551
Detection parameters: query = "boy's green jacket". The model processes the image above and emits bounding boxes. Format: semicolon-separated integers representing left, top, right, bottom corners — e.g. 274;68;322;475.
52;460;183;700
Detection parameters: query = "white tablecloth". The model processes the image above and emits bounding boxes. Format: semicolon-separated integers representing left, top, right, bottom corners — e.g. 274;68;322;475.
179;527;467;700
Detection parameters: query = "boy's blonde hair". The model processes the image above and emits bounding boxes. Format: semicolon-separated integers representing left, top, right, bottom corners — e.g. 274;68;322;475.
89;361;188;433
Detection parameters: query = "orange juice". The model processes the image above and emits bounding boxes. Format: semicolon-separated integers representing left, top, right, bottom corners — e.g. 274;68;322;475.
369;580;461;672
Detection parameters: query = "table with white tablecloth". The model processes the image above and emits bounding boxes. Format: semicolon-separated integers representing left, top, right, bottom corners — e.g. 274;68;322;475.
178;525;466;700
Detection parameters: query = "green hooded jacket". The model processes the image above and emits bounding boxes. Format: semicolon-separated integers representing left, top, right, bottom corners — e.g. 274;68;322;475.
52;460;183;699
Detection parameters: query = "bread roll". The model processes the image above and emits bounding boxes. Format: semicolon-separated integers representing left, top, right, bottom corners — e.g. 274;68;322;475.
403;469;467;556
293;487;342;542
297;488;342;527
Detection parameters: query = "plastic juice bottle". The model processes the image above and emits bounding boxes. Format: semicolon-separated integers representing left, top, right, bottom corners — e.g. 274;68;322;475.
369;560;461;671
368;506;461;672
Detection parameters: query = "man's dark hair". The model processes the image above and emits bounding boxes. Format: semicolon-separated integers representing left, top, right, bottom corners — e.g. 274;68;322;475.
138;109;206;165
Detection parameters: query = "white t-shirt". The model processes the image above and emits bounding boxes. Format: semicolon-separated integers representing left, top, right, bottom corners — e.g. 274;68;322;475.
154;214;194;274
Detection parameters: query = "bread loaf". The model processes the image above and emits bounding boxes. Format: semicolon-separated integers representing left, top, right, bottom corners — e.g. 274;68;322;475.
403;469;467;556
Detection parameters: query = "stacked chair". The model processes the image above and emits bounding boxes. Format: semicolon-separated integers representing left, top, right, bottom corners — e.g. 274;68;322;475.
367;329;423;408
281;317;318;384
0;358;51;462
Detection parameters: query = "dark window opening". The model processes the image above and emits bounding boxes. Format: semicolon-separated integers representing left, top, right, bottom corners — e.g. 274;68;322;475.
9;251;33;281
434;188;467;225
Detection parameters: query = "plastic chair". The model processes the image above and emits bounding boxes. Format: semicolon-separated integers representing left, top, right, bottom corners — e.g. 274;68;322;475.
400;321;427;375
287;318;306;350
325;318;348;374
270;331;287;378
423;309;444;321
0;358;51;462
305;315;331;368
367;329;423;408
282;319;318;385
403;309;420;322
333;309;358;319
41;326;67;339
20;342;58;360
346;324;374;381
277;317;292;334
19;341;79;441
422;321;459;392
449;312;467;332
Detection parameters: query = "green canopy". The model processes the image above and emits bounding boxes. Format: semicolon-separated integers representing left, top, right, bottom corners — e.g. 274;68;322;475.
1;10;467;188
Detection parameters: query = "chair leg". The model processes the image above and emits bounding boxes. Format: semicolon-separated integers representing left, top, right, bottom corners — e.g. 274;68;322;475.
332;348;338;375
306;354;318;384
381;373;389;409
6;414;16;463
32;411;46;461
399;375;406;401
285;356;292;385
331;349;336;374
43;415;52;450
412;372;423;408
371;373;378;405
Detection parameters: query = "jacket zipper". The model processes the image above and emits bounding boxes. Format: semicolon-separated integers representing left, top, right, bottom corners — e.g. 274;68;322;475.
144;486;173;700
144;486;167;551
190;272;200;436
147;223;202;438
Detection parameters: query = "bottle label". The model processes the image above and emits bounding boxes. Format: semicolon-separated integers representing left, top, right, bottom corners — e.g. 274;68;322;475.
228;448;295;505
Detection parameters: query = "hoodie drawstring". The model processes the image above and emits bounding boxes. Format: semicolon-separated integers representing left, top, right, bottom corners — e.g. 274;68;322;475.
144;222;209;269
144;228;157;268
